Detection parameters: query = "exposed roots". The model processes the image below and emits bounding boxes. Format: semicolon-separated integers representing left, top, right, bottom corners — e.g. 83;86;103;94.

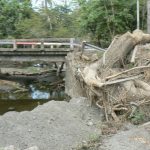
76;30;150;122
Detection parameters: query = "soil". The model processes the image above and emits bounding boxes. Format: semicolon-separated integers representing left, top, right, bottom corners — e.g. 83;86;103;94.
99;123;150;150
77;122;150;150
0;97;102;150
0;97;149;150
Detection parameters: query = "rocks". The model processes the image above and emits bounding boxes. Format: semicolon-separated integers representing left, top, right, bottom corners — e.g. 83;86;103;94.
0;80;23;92
91;53;99;62
3;145;16;150
81;54;90;61
99;124;150;150
24;146;39;150
87;121;94;126
0;98;102;150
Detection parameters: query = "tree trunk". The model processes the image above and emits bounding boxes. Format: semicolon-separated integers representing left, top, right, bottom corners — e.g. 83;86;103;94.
82;30;150;91
101;32;136;68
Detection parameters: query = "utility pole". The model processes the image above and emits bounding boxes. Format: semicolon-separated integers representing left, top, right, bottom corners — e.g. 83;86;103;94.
137;0;140;29
147;0;150;33
45;0;48;9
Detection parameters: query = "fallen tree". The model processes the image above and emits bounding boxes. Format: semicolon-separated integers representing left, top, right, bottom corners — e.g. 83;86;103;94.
76;30;150;122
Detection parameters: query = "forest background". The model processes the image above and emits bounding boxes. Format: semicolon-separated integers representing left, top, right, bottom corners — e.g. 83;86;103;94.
0;0;147;47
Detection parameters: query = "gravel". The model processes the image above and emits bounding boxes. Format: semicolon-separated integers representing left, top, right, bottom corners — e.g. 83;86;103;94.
99;124;150;150
0;97;102;150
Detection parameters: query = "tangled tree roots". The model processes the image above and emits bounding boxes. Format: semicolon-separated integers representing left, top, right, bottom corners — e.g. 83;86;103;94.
77;30;150;122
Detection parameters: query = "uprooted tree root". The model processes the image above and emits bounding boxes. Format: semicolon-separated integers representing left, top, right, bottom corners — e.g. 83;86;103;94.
76;30;150;122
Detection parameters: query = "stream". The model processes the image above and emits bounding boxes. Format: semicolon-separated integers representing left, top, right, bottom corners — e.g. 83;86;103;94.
0;62;66;115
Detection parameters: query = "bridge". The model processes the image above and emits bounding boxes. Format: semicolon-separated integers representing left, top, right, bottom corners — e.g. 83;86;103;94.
0;38;82;62
0;38;105;62
0;38;105;75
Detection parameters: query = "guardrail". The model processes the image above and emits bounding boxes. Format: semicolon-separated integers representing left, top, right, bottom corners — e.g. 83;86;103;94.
81;41;106;51
0;38;81;51
0;38;106;52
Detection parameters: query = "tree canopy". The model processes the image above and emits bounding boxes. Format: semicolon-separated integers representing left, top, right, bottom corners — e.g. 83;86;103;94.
0;0;147;46
77;0;147;46
0;0;32;38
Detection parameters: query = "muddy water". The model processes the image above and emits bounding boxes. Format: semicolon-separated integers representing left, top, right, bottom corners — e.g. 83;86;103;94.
0;63;65;115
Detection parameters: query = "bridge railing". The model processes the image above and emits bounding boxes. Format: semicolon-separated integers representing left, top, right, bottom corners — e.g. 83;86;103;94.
81;41;106;52
0;38;81;51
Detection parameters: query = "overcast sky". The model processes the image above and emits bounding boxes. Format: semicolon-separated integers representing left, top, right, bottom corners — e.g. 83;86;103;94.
32;0;77;11
32;0;71;8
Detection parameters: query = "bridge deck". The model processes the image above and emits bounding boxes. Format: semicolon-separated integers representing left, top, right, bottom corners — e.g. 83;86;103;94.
0;38;80;62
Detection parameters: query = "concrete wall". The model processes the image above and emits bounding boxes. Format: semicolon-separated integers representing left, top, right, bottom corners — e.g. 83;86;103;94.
65;52;86;98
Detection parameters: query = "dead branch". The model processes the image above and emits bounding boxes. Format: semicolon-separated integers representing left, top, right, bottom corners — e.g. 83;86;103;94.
105;66;150;80
123;80;150;98
111;111;120;122
131;45;139;63
103;75;142;86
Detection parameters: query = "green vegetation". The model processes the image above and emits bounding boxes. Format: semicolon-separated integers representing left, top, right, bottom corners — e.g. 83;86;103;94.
76;134;101;150
0;0;147;46
77;0;147;46
130;110;145;125
0;0;32;38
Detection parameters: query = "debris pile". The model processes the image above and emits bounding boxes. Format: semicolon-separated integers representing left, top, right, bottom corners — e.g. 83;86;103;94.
77;30;150;122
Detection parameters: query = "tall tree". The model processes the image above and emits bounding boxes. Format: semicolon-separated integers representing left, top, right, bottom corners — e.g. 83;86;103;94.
35;0;53;9
36;0;53;30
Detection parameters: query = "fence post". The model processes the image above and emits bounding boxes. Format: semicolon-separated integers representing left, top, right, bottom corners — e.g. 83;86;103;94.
32;44;35;49
13;40;17;50
70;38;75;51
81;41;86;51
51;45;54;49
80;41;86;56
41;39;44;50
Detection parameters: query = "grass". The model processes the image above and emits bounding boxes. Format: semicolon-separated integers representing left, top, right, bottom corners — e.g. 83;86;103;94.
76;134;101;150
130;110;145;125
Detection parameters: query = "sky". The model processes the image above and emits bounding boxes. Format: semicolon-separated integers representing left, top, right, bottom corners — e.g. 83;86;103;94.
32;0;71;8
31;0;77;11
